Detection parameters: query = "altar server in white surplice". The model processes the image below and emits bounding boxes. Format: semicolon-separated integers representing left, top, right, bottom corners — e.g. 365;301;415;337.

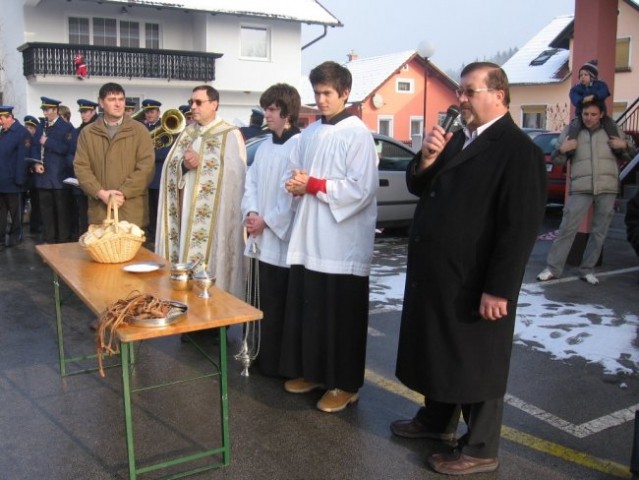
280;62;378;413
241;83;301;377
155;85;247;298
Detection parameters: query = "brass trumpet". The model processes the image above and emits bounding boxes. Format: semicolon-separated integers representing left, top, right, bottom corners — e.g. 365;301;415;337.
150;109;186;149
130;107;146;123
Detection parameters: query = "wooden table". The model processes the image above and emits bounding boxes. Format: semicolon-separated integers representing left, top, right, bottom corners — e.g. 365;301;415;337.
36;243;262;480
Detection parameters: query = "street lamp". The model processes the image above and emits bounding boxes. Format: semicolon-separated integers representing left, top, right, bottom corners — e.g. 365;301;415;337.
417;40;435;133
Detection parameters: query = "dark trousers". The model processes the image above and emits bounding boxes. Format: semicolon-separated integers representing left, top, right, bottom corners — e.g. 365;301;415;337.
29;189;42;233
416;397;504;458
69;193;88;240
254;261;289;377
38;188;71;243
148;188;159;241
279;266;370;392
0;192;22;246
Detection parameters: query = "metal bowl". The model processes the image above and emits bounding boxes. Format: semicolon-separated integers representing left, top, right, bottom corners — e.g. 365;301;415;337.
129;301;188;328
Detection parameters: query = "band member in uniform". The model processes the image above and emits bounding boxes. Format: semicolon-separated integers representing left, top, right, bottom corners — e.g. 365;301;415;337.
0;106;31;248
141;99;170;243
124;99;136;117
30;97;75;243
24;116;39;136
23;115;42;234
179;104;194;125
239;108;265;141
68;99;99;239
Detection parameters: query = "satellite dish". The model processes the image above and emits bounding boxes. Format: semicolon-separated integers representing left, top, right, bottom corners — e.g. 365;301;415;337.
372;93;384;109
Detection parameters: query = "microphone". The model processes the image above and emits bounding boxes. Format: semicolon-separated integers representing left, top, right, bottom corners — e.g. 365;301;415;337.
426;105;461;155
440;105;461;133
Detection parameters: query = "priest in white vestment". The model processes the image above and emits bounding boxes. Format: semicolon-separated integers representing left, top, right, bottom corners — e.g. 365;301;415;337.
155;85;246;299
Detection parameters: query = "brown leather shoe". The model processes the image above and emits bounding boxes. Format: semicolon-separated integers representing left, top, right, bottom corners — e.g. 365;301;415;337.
316;389;359;413
428;451;499;475
390;418;455;442
284;378;323;394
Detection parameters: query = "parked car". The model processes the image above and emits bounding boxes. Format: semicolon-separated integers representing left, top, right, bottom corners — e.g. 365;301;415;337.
532;132;564;203
522;127;549;139
245;132;418;228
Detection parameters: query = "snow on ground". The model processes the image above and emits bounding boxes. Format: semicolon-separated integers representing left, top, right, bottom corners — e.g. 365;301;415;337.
516;283;639;375
369;261;639;375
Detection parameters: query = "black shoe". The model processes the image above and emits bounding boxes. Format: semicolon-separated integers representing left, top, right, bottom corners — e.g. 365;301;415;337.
390;418;455;442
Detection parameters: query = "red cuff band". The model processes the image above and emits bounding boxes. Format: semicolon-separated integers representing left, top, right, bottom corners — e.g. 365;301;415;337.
306;176;327;195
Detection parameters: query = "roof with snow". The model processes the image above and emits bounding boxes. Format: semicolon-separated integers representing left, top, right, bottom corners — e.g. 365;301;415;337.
344;50;417;103
79;0;342;26
502;15;573;85
301;50;457;105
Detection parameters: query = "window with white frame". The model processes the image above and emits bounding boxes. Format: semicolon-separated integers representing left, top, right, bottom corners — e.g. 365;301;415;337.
241;26;270;59
93;18;117;46
616;37;630;71
69;17;90;44
145;23;160;49
410;117;423;137
68;17;159;48
378;115;394;137
396;78;414;94
521;105;547;129
120;21;140;48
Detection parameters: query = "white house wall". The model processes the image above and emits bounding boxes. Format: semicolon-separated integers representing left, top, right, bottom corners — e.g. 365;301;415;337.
1;2;29;115
206;16;302;92
1;0;306;126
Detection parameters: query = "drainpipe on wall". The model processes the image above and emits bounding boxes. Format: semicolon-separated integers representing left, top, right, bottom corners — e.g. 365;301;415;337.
301;25;328;51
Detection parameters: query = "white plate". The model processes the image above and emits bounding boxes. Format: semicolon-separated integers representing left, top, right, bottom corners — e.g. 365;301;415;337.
122;262;162;273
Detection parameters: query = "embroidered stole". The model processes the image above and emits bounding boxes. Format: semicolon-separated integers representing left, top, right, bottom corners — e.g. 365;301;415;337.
160;121;236;267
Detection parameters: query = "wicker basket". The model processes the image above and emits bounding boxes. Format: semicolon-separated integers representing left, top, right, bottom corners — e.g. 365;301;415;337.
79;196;145;263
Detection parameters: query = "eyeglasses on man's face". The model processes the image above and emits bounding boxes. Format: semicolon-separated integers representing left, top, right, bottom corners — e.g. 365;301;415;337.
188;98;214;107
455;87;494;99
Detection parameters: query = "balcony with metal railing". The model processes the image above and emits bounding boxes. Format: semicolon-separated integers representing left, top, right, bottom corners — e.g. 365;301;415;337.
18;42;222;82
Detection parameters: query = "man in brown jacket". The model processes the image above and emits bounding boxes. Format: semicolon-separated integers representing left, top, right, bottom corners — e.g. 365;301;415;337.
74;82;154;228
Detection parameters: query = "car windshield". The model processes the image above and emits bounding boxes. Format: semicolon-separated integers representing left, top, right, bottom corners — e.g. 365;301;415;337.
376;139;413;171
533;134;559;155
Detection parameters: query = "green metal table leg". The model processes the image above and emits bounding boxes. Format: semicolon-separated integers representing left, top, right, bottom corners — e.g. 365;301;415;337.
219;326;230;466
129;341;136;366
121;342;137;480
52;272;67;377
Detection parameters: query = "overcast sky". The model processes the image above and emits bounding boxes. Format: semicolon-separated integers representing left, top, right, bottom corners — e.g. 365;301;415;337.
301;0;574;74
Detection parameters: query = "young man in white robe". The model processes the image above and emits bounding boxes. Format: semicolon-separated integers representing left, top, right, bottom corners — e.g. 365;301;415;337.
241;83;301;377
155;85;246;299
280;61;379;413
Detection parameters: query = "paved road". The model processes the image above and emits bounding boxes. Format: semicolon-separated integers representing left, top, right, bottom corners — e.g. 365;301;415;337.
0;208;638;479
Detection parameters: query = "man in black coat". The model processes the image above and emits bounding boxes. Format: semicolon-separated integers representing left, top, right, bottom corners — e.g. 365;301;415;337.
626;189;639;258
391;62;546;475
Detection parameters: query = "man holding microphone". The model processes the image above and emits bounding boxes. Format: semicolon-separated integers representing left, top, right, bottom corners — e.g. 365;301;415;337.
392;62;546;475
